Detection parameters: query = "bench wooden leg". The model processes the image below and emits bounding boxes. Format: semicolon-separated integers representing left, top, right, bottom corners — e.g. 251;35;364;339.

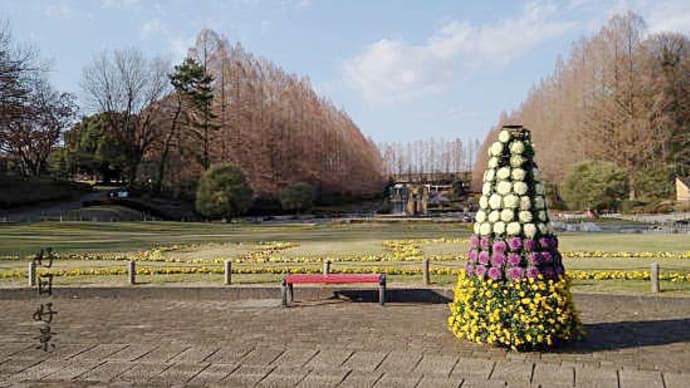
288;283;294;303
379;275;386;306
281;279;288;307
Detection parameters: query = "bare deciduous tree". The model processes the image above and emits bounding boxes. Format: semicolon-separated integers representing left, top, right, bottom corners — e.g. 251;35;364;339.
80;48;170;184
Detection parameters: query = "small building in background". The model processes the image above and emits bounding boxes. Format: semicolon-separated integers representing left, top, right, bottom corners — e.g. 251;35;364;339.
677;177;690;202
388;171;472;216
389;183;429;216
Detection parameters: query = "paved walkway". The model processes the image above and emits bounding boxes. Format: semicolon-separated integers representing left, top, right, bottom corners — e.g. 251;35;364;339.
0;291;689;387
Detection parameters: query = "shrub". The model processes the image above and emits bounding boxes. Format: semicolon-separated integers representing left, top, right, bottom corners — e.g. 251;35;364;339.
561;160;627;212
195;164;254;220
278;182;314;214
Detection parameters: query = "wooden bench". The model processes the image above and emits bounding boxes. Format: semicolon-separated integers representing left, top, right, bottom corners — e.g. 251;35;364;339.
281;273;386;306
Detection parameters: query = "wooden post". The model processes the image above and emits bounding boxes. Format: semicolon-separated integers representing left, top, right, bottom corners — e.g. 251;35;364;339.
28;261;36;287
379;274;386;306
651;262;659;293
128;260;136;285
224;260;232;285
422;259;430;286
323;260;331;275
281;279;288;307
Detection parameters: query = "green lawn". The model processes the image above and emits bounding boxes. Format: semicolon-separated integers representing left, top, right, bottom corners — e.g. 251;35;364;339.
1;221;689;297
0;221;472;256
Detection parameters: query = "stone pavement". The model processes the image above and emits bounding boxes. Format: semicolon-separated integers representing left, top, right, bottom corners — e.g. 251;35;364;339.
0;290;689;387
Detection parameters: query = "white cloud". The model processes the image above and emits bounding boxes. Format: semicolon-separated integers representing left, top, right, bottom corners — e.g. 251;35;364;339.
343;1;575;104
170;35;196;60
596;0;690;35
141;18;165;38
44;2;73;18
101;0;141;9
260;20;272;33
643;1;690;35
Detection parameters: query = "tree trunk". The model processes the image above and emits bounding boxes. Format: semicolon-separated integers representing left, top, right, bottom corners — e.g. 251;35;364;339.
155;103;182;193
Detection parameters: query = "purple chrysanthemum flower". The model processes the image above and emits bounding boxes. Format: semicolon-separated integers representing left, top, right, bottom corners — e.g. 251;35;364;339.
541;251;553;263
508;267;523;280
468;249;478;263
480;237;490;250
539;237;551;249
465;263;474;275
488;267;502;280
478;251;490;266
508;237;522;251
475;265;487;278
528;252;541;265
526;266;541;279
543;267;555;279
490;253;506;267
507;253;521;267
470;234;480;248
524;239;536;252
555;264;565;275
492;240;507;254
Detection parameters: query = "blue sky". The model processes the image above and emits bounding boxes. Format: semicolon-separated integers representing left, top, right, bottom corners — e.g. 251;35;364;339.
2;0;690;143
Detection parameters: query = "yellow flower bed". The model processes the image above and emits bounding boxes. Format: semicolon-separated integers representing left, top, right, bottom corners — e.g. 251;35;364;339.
448;274;583;350
2;266;689;281
562;250;690;259
3;239;690;264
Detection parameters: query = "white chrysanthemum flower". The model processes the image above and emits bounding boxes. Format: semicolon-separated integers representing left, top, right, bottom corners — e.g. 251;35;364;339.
518;210;533;223
489;194;502;209
507;222;521;236
473;222;480;234
513;181;528;195
479;195;489;209
475;209;487;223
500;209;514;222
534;196;545;209
511;168;526;181
510;141;525;154
520;196;531;210
484;169;496;182
503;194;519;208
498;130;511;143
496;181;512;195
524;223;537;238
493;221;506;235
490;142;503;156
538;210;547;222
538;223;548;234
479;222;492;236
532;167;540;178
482;183;491;196
510;155;524;168
535;183;545;195
497;167;511;180
488;210;500;223
488;157;499;169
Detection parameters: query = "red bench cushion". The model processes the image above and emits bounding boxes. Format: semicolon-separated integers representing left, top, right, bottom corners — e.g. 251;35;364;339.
286;274;381;284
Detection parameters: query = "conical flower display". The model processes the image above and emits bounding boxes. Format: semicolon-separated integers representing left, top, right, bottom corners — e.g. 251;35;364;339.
448;125;582;350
